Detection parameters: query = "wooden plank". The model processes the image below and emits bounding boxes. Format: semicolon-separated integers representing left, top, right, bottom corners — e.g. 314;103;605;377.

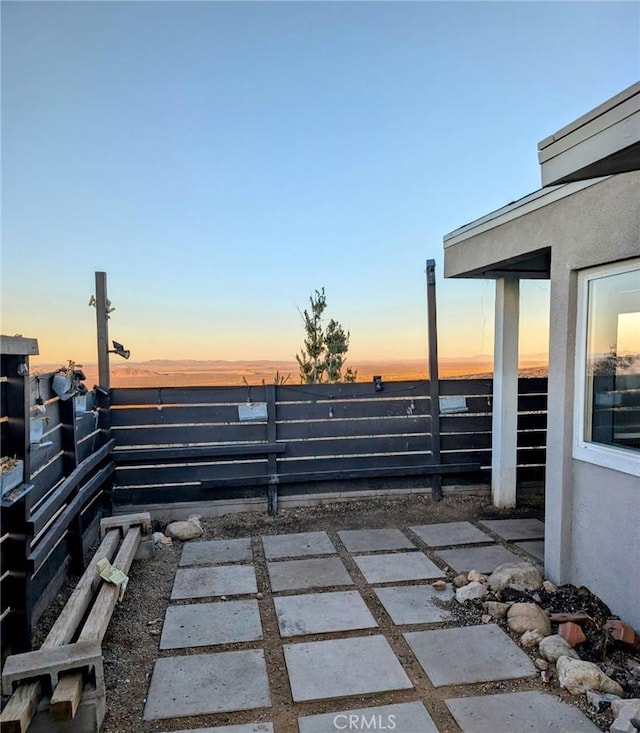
278;453;432;475
29;373;56;404
517;394;548;411
49;527;141;722
28;464;114;570
49;674;83;721
110;403;255;427
112;422;267;447
282;434;431;459
517;430;547;448
440;379;492;396
112;442;286;463
276;381;428;402
29;430;63;476
277;415;431;440
440;415;493;433
0;337;38;356
110;385;262;407
441;432;492;451
29;455;65;504
0;530;120;733
113;483;266;506
442;450;491;466
114;459;267;487
76;433;101;463
517;377;550;394
277;398;429;421
75;411;99;442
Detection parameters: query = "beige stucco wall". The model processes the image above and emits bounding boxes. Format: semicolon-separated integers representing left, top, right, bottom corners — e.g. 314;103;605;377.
445;171;640;627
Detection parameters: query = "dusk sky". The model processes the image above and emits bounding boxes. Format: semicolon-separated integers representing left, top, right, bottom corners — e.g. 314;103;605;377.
2;1;638;365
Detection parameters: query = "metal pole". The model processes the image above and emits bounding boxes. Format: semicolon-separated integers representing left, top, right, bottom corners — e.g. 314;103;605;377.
426;259;442;501
95;272;110;390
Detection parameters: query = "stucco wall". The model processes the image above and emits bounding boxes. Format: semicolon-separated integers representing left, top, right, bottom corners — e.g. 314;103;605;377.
445;171;640;628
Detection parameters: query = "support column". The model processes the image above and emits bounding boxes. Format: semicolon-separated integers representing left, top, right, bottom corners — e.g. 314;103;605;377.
492;277;520;508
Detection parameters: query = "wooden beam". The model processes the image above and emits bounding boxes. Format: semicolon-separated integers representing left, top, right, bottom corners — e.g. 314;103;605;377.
95;272;110;390
491;277;520;508
0;337;39;357
0;530;121;733
48;527;141;722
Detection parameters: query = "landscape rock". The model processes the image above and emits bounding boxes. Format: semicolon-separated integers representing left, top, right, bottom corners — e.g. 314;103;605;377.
489;561;543;592
467;569;489;584
152;531;172;546
432;580;447;591
539;634;581;663
507;603;551;637
483;600;510;619
520;629;544;648
610;700;640;733
455;581;487;603
559;621;587;647
481;614;492;623
165;514;203;541
535;658;549;671
453;573;468;588
556;656;624;696
585;689;621;712
542;580;557;593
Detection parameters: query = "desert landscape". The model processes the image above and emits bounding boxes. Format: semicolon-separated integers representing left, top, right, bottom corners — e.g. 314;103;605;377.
31;356;549;388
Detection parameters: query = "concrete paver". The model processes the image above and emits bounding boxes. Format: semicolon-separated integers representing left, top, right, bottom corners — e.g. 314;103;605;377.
374;584;453;625
284;635;412;701
404;624;536;687
298;701;439;733
516;540;545;561
337;528;415;553
410;521;492;547
160;599;262;649
262;531;335;559
479;518;545;541
274;590;377;637
353;551;445;583
267;557;353;592
173;725;273;733
171;565;258;600
446;690;602;732
435;544;521;574
179;538;253;566
143;650;270;720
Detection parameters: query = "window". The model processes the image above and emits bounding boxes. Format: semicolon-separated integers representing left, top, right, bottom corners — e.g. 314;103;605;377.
574;259;640;476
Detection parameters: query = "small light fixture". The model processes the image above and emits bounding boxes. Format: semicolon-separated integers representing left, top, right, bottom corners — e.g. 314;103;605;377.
17;362;29;376
373;375;384;392
109;340;130;359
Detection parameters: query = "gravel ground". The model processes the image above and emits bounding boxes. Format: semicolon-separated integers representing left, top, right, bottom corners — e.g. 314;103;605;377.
31;491;639;733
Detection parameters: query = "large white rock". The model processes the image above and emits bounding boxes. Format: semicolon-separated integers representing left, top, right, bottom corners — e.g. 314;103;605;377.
165;514;203;541
556;656;623;696
489;561;543;592
507;603;551;636
539;634;580;663
455;581;488;603
483;600;510;619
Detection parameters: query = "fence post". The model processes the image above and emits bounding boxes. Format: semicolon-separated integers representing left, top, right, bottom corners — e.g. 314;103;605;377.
95;271;110;391
60;398;84;574
426;260;443;501
266;384;278;515
1;338;39;654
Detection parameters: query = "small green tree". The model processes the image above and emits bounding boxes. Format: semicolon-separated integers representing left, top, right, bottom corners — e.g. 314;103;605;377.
296;288;357;384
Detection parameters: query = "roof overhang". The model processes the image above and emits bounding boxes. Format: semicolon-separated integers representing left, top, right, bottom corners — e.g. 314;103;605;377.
538;82;640;187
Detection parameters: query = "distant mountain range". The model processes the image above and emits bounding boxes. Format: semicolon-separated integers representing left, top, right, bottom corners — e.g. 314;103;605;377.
32;355;548;387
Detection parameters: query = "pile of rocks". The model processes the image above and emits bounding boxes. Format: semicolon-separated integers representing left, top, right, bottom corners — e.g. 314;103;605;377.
452;561;640;733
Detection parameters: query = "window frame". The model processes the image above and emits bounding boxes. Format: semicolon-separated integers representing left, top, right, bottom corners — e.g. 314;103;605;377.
573;257;640;477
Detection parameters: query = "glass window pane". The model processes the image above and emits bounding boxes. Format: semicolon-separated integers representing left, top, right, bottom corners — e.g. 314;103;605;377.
585;267;640;452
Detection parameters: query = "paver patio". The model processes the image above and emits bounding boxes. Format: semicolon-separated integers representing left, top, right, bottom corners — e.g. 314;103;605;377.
353;551;445;583
404;624;536;686
274;590;377;637
262;531;335;559
141;520;603;732
479;518;545;541
179;537;253;566
171;564;258;599
160;599;262;649
517;540;545;561
283;635;413;701
434;543;522;573
410;521;492;546
337;528;415;552
143;649;270;720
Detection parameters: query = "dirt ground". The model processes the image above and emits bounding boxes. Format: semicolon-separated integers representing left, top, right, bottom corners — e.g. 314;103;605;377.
32;490;637;733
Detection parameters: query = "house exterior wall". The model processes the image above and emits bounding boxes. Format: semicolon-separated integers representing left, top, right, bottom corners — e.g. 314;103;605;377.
444;171;640;628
